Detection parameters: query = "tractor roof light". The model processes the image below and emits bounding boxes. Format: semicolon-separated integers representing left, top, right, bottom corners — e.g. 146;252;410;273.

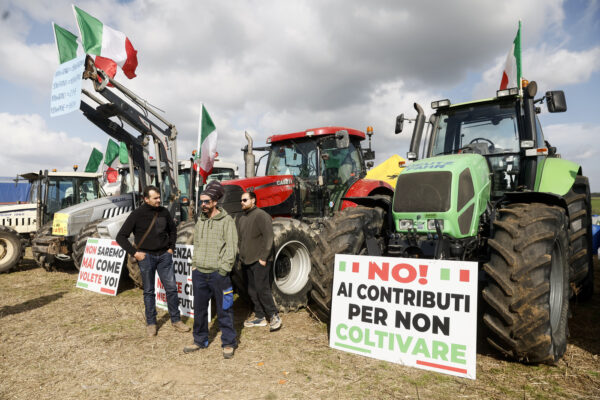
266;136;272;144
366;126;374;136
496;87;519;98
406;151;417;161
431;99;451;109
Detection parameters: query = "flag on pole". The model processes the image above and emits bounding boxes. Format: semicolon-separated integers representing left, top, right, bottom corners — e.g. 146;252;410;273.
119;141;129;164
499;21;522;90
53;23;79;64
84;148;103;173
103;139;121;184
72;5;138;79
196;105;218;184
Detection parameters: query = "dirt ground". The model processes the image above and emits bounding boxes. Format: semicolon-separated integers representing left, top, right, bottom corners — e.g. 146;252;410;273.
1;253;599;400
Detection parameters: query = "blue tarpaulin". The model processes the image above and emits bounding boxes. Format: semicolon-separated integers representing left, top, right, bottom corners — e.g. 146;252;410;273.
0;177;30;203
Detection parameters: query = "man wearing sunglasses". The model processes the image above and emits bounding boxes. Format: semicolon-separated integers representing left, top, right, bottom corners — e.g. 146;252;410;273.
183;181;238;359
236;191;281;332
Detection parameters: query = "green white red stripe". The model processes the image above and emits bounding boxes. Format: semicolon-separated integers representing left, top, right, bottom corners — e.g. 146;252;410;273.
72;5;138;79
196;105;218;183
499;22;522;90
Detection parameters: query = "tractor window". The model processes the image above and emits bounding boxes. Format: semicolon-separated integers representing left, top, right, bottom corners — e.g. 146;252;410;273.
432;102;519;156
77;178;101;202
266;140;318;178
322;141;363;184
207;168;236;182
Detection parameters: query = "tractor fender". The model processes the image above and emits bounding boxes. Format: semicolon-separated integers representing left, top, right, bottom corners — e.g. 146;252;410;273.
537;158;581;196
503;191;568;215
341;179;393;210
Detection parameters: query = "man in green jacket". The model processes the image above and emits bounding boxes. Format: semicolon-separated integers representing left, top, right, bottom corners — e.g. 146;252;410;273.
183;181;238;359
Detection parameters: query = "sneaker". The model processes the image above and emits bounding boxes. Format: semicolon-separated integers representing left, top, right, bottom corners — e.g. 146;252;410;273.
223;346;235;359
183;342;207;354
146;324;157;337
244;315;267;328
269;314;282;332
172;321;191;333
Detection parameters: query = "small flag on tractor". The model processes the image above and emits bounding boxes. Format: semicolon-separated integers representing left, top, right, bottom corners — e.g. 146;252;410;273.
72;5;138;79
196;104;218;184
53;23;79;64
499;21;522;90
84;148;103;173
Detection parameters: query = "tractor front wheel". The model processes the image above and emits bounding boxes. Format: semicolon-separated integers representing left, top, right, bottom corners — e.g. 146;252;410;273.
482;202;570;364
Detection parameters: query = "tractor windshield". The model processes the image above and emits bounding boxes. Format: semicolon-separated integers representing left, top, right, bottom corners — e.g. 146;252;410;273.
46;176;101;216
432;102;519;156
266;140;319;178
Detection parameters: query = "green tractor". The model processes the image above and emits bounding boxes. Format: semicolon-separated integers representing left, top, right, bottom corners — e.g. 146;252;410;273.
311;81;594;364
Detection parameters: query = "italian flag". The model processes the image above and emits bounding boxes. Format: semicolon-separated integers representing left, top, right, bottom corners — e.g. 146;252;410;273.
53;23;79;64
196;105;218;184
499;22;522;90
73;5;138;79
103;139;129;185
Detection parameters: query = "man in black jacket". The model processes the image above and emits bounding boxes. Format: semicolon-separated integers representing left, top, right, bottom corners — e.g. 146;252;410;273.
116;185;190;337
236;191;281;331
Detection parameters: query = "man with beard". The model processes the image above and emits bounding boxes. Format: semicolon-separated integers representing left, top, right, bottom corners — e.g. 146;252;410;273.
183;181;238;359
237;191;281;331
116;185;190;337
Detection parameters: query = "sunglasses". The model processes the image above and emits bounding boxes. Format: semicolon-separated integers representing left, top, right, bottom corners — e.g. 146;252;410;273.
200;199;212;205
241;198;250;203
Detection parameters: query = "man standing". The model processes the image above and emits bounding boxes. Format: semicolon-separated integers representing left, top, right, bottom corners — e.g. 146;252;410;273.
116;185;190;337
183;181;238;359
237;191;282;331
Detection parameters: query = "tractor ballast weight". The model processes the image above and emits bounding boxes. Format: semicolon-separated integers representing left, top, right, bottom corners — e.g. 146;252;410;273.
312;81;594;364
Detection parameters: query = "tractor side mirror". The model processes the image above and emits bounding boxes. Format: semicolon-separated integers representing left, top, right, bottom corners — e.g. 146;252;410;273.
395;114;405;134
546;91;567;113
335;130;350;149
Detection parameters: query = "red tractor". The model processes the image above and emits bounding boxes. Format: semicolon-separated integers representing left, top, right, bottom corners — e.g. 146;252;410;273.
219;126;393;312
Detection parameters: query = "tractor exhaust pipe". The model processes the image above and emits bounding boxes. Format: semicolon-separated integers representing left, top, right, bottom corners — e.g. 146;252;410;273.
408;103;425;161
244;131;256;178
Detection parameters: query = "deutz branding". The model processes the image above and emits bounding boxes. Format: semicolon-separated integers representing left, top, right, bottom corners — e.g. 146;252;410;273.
405;161;454;171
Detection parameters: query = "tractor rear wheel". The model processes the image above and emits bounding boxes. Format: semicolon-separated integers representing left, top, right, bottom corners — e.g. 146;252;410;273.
564;175;594;301
269;218;328;312
72;220;102;270
482;203;570;364
0;226;24;273
309;207;384;322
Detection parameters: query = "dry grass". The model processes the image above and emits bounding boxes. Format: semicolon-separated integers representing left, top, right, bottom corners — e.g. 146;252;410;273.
1;252;600;399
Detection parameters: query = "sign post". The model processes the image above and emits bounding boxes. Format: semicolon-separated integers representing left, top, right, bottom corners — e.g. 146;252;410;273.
329;254;478;379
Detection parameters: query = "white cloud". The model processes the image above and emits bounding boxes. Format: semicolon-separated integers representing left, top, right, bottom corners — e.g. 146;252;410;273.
0;112;102;175
474;46;600;98
543;122;600;184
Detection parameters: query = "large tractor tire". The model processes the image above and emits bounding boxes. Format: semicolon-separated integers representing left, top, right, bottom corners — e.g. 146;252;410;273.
0;226;25;273
31;223;72;271
309;207;384;322
564;175;594;301
72;220;102;270
269;218;329;312
482;203;570;364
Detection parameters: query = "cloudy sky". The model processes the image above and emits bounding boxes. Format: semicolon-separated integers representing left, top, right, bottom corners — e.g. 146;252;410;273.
1;0;599;190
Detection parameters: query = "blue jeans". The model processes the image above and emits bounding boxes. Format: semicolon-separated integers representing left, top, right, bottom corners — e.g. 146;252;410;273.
138;252;181;325
192;270;237;348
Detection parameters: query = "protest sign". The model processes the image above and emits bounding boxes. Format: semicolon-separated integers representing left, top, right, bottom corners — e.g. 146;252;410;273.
155;245;208;319
330;254;478;379
76;238;125;296
50;55;85;117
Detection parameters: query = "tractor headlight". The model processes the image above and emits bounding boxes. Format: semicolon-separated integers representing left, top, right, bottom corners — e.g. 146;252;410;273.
399;219;414;230
427;219;444;231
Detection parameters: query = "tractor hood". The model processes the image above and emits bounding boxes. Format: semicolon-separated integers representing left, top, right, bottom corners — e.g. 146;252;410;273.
221;175;296;217
392;154;491;238
50;193;135;237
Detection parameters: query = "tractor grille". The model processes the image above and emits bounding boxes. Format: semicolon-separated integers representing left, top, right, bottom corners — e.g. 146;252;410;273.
393;171;451;212
101;206;132;219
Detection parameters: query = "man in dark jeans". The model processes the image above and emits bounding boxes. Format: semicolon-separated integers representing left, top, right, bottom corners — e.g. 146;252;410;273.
183;181;238;359
237;191;282;331
116;185;190;337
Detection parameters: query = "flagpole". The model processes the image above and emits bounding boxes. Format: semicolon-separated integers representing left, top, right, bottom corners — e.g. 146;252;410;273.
194;103;203;208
